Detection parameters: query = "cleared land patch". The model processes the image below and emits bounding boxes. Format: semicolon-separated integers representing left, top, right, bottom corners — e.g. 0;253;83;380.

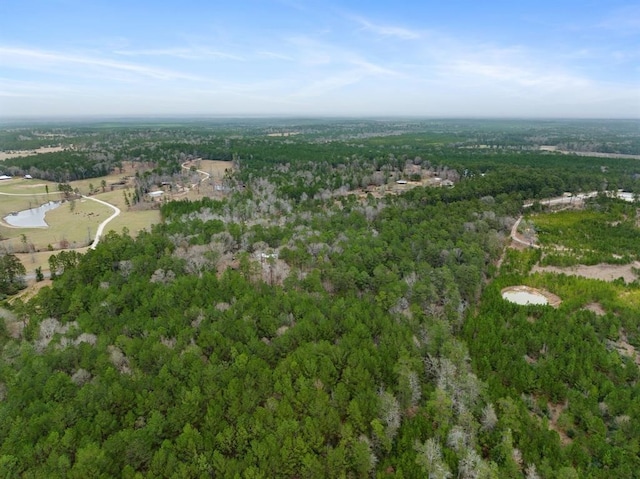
583;302;606;316
0;146;67;161
0;159;234;278
532;262;640;283
1;196;111;249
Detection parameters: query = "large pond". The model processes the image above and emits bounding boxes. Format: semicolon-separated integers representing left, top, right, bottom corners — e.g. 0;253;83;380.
502;290;549;306
3;201;61;227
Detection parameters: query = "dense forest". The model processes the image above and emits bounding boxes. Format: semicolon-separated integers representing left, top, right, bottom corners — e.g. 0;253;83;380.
0;119;639;477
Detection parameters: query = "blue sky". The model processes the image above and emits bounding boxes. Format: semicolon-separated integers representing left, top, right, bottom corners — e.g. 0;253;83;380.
1;0;638;118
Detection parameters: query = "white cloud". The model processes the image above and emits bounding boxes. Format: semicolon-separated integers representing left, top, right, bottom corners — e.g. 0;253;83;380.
114;47;244;61
598;5;640;34
348;58;402;77
0;46;203;81
352;17;422;40
0;5;637;119
288;70;363;98
0;77;89;98
257;51;294;61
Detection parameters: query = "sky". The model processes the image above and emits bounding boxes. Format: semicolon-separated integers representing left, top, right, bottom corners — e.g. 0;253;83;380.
1;0;639;119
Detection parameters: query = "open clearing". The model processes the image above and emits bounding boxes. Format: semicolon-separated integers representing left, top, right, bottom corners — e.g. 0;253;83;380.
1;195;112;250
539;146;640;161
532;262;640;283
0;159;234;279
547;401;572;446
0;146;67;161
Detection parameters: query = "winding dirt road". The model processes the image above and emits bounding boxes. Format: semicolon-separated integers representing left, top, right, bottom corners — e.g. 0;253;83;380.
82;195;121;250
182;159;210;187
0;190;121;249
510;216;540;249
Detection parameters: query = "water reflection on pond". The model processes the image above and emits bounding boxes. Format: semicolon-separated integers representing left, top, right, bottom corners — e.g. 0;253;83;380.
3;201;61;227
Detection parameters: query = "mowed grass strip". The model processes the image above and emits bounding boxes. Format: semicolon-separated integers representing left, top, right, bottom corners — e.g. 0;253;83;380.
0;178;55;195
96;188;161;237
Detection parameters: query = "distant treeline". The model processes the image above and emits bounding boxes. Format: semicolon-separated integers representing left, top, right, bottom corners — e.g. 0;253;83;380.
2;151;114;182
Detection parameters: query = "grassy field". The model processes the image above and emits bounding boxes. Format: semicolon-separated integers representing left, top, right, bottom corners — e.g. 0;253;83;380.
1;192;109;250
0;177;158;277
95;188;161;237
0;160;232;280
0;178;54;195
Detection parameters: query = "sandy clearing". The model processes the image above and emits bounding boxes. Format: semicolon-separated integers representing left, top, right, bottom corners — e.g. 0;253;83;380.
539;147;640;161
0;146;67;160
614;339;640;366
9;279;54;305
532;262;640;283
266;132;299;137
583;302;606;316
548;401;572;445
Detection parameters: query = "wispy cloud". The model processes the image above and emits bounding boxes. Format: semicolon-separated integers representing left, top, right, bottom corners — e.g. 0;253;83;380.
289;70;364;98
348;58;402;77
598;5;640;34
442;58;590;92
0;77;92;100
352;17;422;40
257;51;294;61
0;46;203;81
114;47;244;61
284;35;334;66
1;1;636;118
288;58;401;99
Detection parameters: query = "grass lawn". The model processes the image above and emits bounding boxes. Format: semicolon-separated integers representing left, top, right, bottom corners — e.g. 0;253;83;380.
1;161;229;277
1;197;111;250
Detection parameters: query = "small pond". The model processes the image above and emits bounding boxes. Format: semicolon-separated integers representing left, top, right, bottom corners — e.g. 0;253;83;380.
3;201;61;227
502;290;549;306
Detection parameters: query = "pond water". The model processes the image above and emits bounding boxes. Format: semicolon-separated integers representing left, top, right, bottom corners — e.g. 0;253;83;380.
502;290;549;306
3;201;61;227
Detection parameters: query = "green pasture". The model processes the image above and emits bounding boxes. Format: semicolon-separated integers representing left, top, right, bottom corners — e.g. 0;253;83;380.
0;178;54;195
0;177;161;261
97;188;161;237
0;196;111;252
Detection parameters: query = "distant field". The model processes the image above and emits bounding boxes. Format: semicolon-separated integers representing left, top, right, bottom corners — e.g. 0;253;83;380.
0;160;233;278
0;193;111;251
95;188;160;237
0;179;52;195
0;146;67;161
198;159;232;178
0;175;157;277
